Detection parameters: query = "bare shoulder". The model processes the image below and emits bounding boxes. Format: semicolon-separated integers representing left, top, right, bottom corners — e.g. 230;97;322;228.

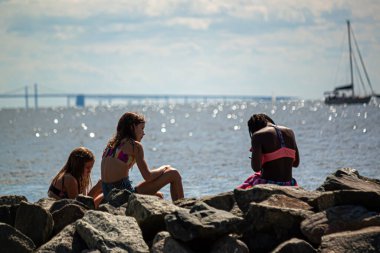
64;174;78;186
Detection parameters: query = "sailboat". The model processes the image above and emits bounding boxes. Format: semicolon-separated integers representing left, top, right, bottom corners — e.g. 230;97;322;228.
324;20;374;105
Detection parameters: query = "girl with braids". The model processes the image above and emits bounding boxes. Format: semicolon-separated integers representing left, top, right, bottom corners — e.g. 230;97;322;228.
48;147;103;207
237;113;300;189
101;112;184;201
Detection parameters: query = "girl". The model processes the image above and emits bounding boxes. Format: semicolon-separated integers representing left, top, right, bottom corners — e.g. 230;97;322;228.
237;113;300;189
101;112;184;201
48;147;103;207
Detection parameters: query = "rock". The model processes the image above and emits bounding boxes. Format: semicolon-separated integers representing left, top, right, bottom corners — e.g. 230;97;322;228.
234;184;321;213
98;203;126;216
242;231;280;253
245;196;314;241
0;222;35;253
35;198;56;211
0;204;18;226
125;193;183;240
271;238;317;253
51;203;86;235
49;199;88;213
165;201;244;243
76;194;95;210
76;210;149;253
151;231;195;253
174;192;235;213
15;201;54;247
320;226;380;253
301;205;380;245
104;188;132;207
317;168;380;193
210;235;249;253
0;195;28;205
35;223;88;253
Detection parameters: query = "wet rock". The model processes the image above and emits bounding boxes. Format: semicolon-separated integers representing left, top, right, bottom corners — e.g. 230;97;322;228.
0;195;28;205
271;238;317;253
0;222;35;253
210;235;249;253
165;201;244;242
36;223;87;253
15;201;53;247
301;205;380;245
320;226;380;253
125;194;183;240
151;231;195;253
51;203;86;235
76;210;149;253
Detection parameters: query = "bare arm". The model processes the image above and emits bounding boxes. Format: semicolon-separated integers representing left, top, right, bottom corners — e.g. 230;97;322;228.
135;142;166;182
88;179;102;197
64;174;79;199
251;133;262;172
290;130;300;167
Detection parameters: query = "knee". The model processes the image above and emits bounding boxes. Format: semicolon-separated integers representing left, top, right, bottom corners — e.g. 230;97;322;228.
165;166;182;182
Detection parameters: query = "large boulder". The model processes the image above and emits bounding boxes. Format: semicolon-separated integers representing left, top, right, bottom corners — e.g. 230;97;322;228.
165;201;244;243
49;199;88;214
175;191;236;212
319;226;380;253
271;238;317;253
76;210;149;253
103;188;132;207
98;203;126;216
151;231;195;253
317;168;380;193
0;222;35;253
76;194;95;210
125;194;183;240
210;235;249;253
35;198;56;212
51;203;86;235
0;204;19;226
36;223;88;253
14;201;54;247
301;205;380;245
0;195;28;205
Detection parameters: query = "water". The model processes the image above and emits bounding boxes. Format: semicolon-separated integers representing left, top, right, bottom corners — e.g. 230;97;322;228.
1;99;380;202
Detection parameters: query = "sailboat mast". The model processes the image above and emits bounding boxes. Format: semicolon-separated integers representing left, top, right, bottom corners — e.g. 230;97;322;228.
347;20;354;96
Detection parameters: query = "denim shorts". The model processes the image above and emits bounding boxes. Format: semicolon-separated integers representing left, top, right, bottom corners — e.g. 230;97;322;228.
102;177;136;198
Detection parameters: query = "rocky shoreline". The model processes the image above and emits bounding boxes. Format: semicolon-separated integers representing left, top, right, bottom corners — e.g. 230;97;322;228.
1;168;380;253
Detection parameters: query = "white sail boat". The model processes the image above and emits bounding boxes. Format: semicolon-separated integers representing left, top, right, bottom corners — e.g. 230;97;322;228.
324;20;375;105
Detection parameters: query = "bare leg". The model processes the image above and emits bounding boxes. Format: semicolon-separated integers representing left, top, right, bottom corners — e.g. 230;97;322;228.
135;165;184;201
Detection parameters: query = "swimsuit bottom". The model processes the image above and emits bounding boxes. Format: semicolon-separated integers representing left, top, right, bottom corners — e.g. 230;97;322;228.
102;177;136;198
237;171;298;190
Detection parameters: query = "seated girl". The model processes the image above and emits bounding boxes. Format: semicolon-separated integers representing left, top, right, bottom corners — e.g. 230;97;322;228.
237;113;300;189
101;112;184;201
48;147;103;207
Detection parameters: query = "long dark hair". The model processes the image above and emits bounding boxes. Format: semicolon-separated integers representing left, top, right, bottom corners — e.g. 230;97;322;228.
52;147;94;194
107;112;145;149
247;113;275;138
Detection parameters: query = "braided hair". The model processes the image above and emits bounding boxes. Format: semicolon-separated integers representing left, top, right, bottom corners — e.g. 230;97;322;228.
247;113;275;138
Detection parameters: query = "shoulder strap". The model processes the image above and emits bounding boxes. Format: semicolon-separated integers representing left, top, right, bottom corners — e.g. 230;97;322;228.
273;125;286;148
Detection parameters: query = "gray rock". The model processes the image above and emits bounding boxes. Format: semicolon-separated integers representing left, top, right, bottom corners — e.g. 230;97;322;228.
104;188;132;207
210;235;249;253
245;198;314;240
234;184;321;213
271;238;317;253
165;201;244;242
317;168;380;193
320;226;380;253
35;198;56;212
49;198;88;213
52;203;86;235
15;201;54;247
0;195;28;205
0;222;35;253
301;205;380;245
76;210;149;253
125;194;183;240
151;231;195;253
98;203;126;216
76;194;95;210
0;204;18;226
36;223;88;253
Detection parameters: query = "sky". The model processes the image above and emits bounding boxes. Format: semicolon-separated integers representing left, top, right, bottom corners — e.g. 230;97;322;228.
0;0;380;106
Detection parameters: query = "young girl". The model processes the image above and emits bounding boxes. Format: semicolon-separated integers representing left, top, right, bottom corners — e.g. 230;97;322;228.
101;112;184;201
237;113;300;189
48;147;103;207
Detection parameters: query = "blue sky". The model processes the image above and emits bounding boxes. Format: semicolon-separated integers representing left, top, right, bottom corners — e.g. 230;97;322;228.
0;0;379;103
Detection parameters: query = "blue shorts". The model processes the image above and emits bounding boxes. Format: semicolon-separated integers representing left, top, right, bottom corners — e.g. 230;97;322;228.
102;177;136;198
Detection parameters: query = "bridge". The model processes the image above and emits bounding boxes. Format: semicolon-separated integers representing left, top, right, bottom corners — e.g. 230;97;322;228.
0;84;288;109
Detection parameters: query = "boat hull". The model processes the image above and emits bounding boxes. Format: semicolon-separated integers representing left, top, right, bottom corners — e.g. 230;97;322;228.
324;96;371;105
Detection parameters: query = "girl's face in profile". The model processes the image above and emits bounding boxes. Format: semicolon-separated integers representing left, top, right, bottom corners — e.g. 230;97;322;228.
134;123;145;142
83;160;94;177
